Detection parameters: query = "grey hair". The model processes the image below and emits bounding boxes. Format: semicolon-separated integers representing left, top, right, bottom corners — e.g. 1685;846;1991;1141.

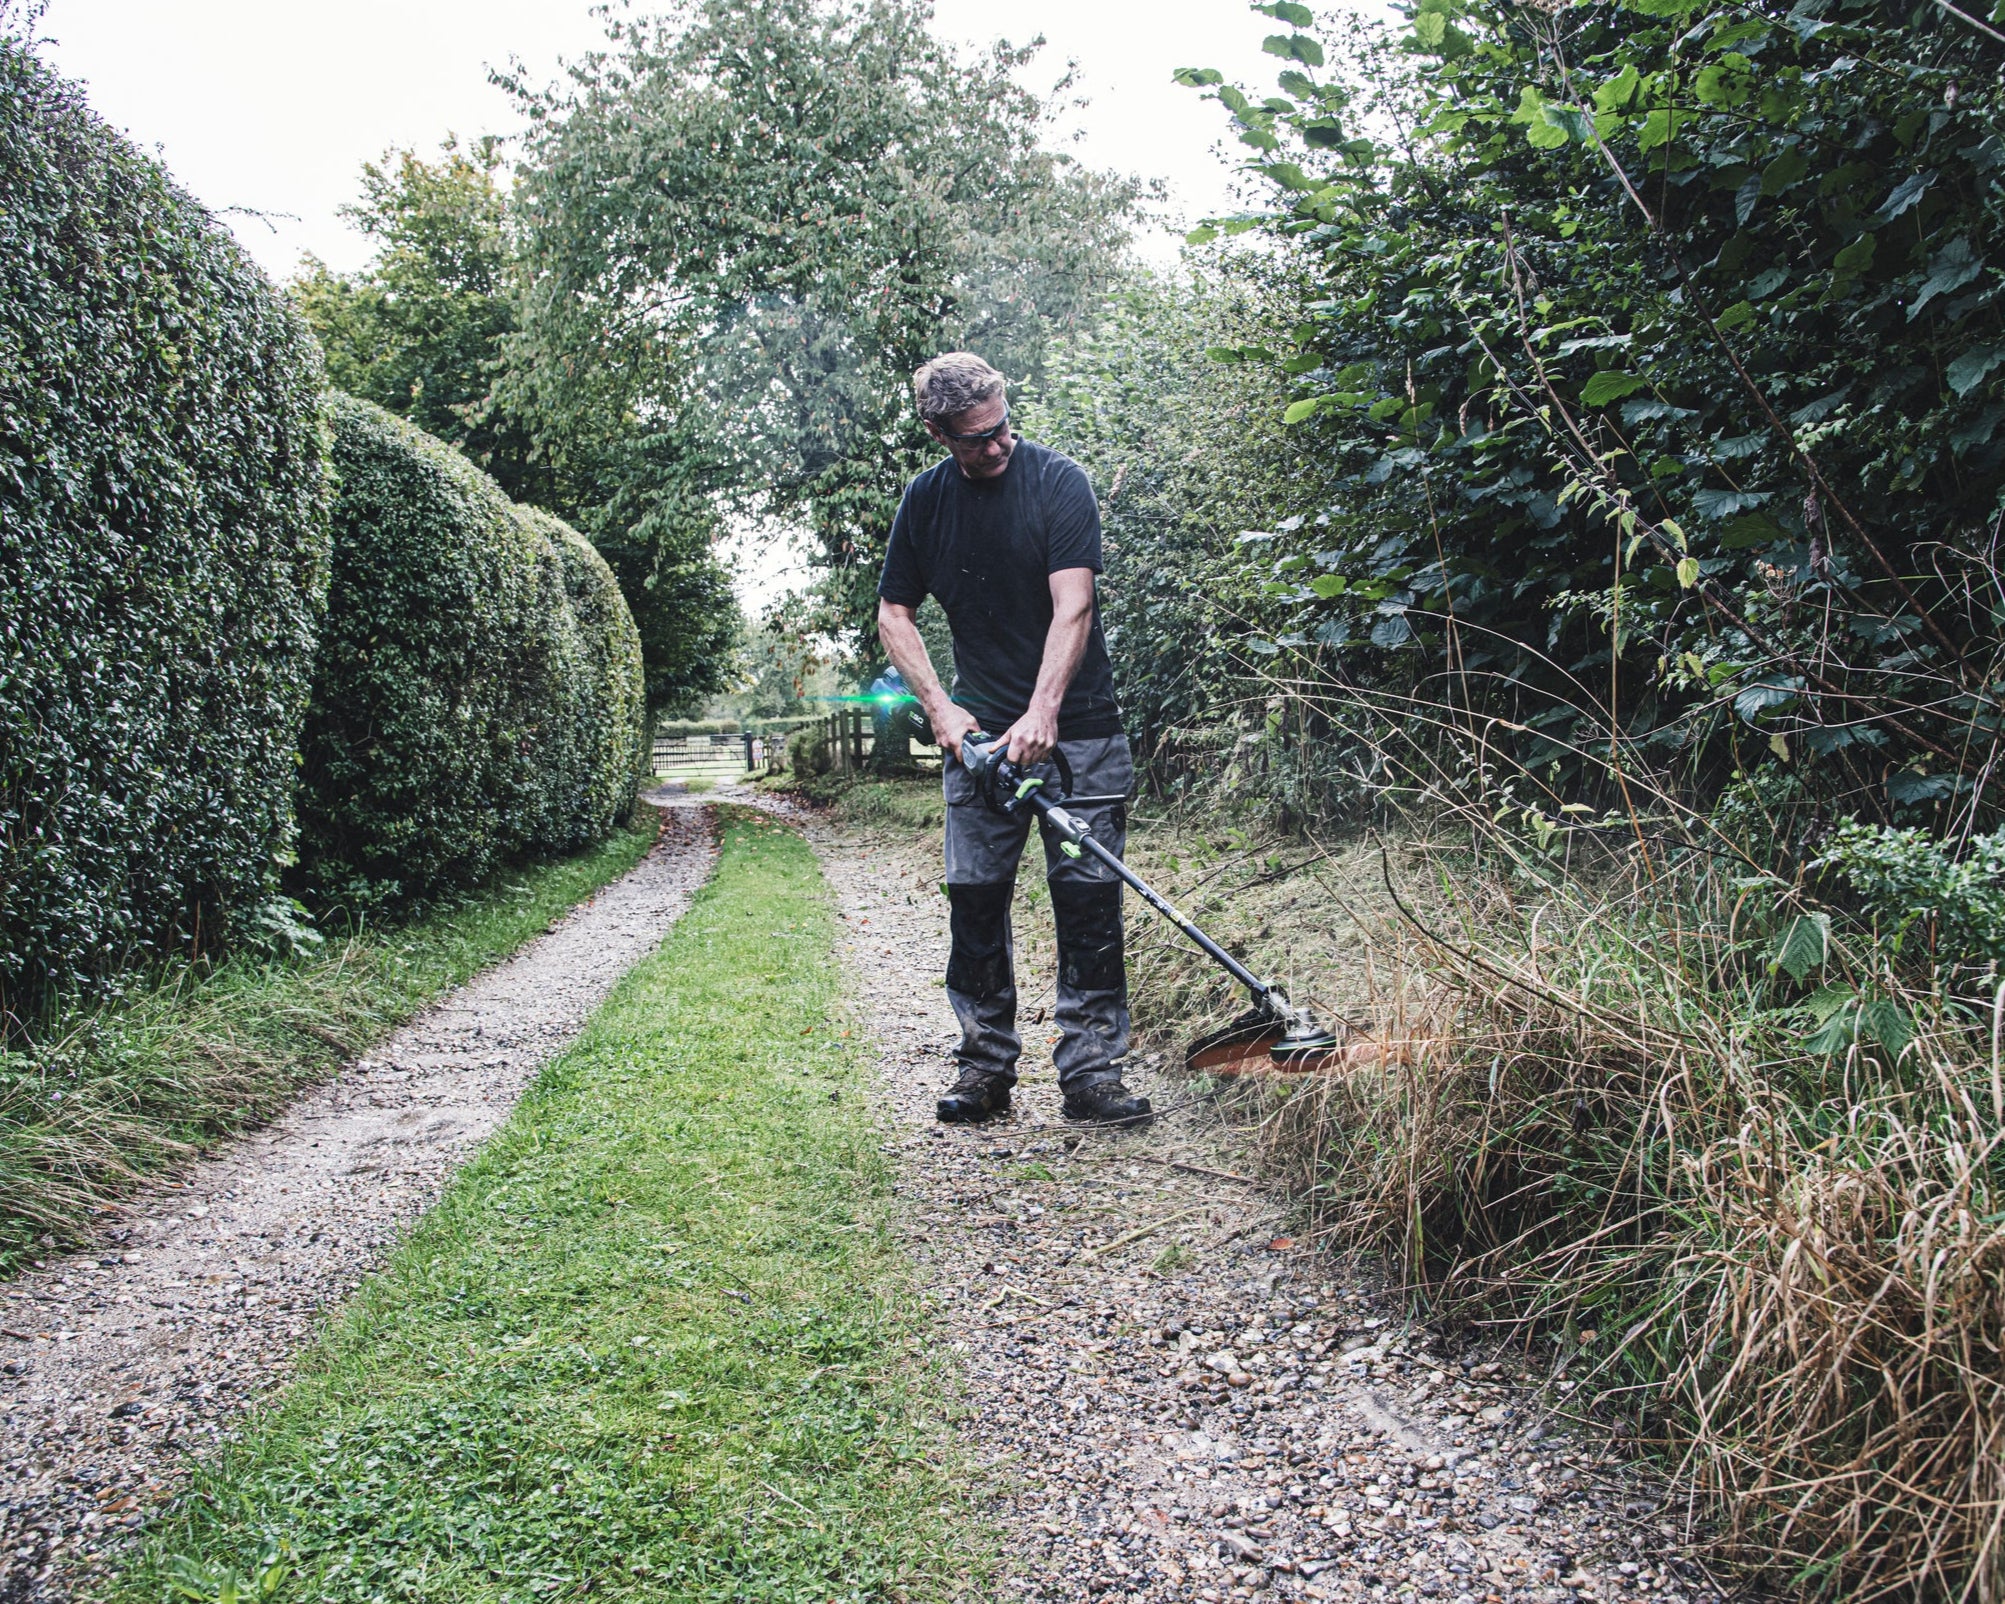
912;352;1005;424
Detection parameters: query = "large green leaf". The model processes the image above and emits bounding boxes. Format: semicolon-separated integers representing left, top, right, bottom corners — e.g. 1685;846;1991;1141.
1947;344;2005;397
1859;998;1916;1057
1263;33;1326;67
1581;371;1647;406
1771;912;1831;983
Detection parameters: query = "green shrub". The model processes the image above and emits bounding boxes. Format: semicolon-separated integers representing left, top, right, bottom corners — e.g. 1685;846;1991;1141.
299;397;634;910
0;37;330;1015
786;725;832;777
526;507;647;840
1816;821;2005;971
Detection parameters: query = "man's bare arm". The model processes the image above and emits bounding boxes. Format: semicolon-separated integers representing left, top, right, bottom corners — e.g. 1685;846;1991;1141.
878;599;982;756
999;567;1095;766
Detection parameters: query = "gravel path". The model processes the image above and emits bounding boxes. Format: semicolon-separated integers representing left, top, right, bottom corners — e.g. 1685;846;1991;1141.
0;806;716;1601
809;811;1724;1604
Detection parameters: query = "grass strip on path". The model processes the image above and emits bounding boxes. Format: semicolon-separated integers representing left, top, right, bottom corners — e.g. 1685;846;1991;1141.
0;819;662;1273
107;806;980;1604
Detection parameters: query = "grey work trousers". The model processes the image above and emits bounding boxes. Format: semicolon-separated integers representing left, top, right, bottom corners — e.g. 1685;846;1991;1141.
942;733;1133;1091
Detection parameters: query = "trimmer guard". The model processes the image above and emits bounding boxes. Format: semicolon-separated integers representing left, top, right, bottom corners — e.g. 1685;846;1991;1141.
1185;1005;1342;1077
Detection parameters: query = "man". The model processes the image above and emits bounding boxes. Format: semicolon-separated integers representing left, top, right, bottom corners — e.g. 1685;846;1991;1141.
877;351;1151;1128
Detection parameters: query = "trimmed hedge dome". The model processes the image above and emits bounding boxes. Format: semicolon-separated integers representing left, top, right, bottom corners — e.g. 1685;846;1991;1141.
0;38;331;1009
298;398;645;909
519;507;649;844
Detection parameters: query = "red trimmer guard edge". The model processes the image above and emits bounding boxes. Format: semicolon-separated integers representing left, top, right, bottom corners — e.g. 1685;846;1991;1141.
1185;1008;1342;1077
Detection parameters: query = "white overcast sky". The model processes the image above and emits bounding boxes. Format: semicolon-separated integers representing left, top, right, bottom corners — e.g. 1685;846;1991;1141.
35;0;1353;282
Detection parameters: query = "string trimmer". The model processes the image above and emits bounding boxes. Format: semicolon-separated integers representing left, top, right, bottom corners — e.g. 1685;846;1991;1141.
958;732;1342;1075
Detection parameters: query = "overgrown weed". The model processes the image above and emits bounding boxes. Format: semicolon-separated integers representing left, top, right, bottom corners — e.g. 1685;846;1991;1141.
1122;678;2005;1601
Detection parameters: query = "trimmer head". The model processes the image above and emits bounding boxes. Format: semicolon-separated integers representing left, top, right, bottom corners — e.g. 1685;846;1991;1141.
1185;1003;1343;1077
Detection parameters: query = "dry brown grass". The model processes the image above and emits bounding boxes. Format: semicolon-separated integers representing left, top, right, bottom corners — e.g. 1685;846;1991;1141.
1122;794;2005;1602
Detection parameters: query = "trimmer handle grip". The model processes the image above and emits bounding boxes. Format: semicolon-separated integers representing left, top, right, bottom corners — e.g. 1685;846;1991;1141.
959;733;1074;815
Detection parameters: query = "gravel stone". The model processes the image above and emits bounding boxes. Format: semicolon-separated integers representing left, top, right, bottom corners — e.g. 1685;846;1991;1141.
809;801;1725;1604
0;806;716;1600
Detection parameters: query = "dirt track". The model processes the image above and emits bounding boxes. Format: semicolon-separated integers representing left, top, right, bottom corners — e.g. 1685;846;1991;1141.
807;801;1719;1604
0;784;1720;1604
0;809;715;1601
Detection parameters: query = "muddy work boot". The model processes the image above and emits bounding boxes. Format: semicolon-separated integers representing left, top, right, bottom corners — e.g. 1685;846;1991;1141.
1062;1079;1152;1128
937;1066;1012;1124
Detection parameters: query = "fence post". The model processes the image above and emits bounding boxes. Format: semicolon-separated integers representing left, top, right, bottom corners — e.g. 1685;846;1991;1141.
743;731;754;773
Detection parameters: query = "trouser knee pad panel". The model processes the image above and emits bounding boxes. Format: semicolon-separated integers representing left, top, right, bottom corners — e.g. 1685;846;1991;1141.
946;881;1016;999
1051;878;1125;994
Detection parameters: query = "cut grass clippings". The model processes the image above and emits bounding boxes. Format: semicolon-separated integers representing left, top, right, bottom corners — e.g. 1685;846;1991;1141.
106;807;982;1604
0;818;662;1274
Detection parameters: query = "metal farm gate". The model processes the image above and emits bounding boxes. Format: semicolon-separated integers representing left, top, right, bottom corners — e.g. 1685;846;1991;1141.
650;730;760;781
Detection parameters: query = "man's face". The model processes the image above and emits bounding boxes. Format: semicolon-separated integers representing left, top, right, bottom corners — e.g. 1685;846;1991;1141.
927;393;1014;480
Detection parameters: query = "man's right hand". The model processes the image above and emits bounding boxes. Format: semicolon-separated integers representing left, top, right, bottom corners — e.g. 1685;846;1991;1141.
929;700;983;759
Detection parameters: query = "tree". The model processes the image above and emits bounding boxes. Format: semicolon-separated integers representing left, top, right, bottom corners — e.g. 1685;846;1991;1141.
500;0;1142;656
293;139;738;716
1176;0;2005;836
291;139;543;501
1028;262;1346;802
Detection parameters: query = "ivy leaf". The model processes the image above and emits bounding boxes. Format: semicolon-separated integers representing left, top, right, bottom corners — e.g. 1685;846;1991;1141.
1581;371;1646;406
1309;574;1348;598
1676;556;1700;588
1770;912;1831;983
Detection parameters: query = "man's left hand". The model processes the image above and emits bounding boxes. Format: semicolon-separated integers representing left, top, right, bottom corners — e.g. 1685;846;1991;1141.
1001;705;1060;767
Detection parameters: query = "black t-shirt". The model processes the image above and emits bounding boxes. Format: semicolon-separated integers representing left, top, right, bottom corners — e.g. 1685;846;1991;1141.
878;440;1123;740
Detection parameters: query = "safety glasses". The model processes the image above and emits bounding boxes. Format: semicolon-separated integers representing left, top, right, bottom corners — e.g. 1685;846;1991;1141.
936;404;1011;446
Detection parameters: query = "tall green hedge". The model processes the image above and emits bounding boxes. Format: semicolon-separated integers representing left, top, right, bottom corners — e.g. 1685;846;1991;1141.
0;38;331;1013
298;398;644;910
524;508;648;842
